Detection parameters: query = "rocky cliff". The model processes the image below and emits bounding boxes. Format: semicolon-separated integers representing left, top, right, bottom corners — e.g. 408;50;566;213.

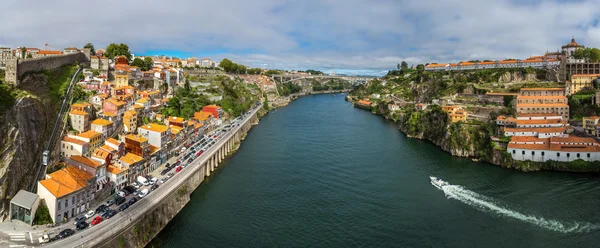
0;69;72;220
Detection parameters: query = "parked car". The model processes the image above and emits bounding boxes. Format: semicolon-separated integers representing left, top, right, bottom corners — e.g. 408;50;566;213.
73;215;86;225
160;177;168;184
133;189;141;196
117;191;126;197
38;234;50;244
119;202;130;211
102;209;117;219
128;197;137;205
84;210;95;219
95;204;107;213
58;229;75;239
76;221;89;230
151;184;160;191
115;196;126;205
150;177;158;185
168;173;175;178
187;158;194;164
196;151;203;157
161;169;169;175
176;166;183;172
106;199;115;207
138;189;149;198
91;216;102;225
132;182;140;189
123;186;136;194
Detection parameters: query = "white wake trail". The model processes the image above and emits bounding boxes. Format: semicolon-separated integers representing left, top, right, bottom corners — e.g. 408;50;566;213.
440;185;599;233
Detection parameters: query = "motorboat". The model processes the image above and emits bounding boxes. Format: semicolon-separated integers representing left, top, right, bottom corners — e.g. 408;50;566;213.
430;176;448;189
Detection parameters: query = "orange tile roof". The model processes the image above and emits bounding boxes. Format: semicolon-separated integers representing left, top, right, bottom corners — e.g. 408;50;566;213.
478;61;495;65
516;119;566;125
504;127;567;133
194;111;213;121
517;113;562;117
69;110;88;116
170;126;183;134
69;155;103;168
139;123;169;133
102;112;117;117
425;64;446;68
106;98;126;106
572;74;600;78
358;100;372;105
194;123;204;129
91;118;113;126
119;152;143;165
105;138;120;146
496;115;506;120
520;88;565;91
100;144;117;153
62;136;87;146
133;105;144;109
459;62;475;65
521;59;544;63
92;147;112;160
39;166;93;198
149;145;160;155
517;95;566;99
168;116;185;123
550;136;599;145
38;50;63;55
485;92;519;96
106;165;127;175
125;134;147;143
509;136;548;143
499;60;518;64
507;143;550;150
78;130;101;139
517;103;569;107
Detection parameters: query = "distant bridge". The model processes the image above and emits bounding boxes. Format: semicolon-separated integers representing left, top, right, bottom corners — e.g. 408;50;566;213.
271;74;377;84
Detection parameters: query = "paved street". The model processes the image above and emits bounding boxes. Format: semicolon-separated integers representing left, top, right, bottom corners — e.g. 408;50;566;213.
39;104;261;248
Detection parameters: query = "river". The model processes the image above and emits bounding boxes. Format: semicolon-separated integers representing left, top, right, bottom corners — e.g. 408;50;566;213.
150;93;600;248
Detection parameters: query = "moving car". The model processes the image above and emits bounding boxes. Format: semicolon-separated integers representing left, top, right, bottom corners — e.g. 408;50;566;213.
138;189;149;198
151;184;159;191
38;234;50;244
58;229;75;239
128;197;137;205
76;221;89;230
119;202;129;211
84;210;95;219
91;216;102;225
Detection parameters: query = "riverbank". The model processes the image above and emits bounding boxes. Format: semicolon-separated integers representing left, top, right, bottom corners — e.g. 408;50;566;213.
346;97;600;173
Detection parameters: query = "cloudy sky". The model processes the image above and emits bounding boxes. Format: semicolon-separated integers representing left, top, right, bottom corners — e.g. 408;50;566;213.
2;0;600;75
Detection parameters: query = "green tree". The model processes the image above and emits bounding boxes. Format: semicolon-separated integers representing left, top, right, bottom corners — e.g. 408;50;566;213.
84;43;95;55
131;57;151;71
33;205;53;225
144;57;154;70
20;47;26;58
104;43;132;60
26;54;33;59
401;61;409;71
72;85;90;102
416;64;425;73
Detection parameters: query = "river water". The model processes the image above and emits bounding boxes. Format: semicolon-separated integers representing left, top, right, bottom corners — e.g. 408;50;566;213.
150;94;600;248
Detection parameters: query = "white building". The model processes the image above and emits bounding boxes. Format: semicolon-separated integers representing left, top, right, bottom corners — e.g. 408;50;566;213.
137;123;171;148
37;166;94;224
504;127;567;138
508;136;600;162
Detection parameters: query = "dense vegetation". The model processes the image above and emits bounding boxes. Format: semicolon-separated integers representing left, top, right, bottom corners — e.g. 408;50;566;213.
161;76;258;118
278;82;303;96
219;58;262;75
573;47;600;62
312;79;352;91
568;89;600;120
130;57;154;71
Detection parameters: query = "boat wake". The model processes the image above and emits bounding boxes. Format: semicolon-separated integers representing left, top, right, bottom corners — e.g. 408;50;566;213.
440;185;600;233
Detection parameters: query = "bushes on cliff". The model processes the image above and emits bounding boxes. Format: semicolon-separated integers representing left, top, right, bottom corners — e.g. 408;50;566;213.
399;105;448;141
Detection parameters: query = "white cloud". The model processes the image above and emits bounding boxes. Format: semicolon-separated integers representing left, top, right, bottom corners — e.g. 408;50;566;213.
2;0;600;75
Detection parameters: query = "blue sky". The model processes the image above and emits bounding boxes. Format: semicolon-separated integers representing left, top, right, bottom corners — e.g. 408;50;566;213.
2;0;600;76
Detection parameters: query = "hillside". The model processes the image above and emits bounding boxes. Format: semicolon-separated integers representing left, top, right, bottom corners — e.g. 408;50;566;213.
0;65;78;220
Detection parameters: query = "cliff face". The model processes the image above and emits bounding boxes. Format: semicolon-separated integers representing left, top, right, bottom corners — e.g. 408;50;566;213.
0;73;58;221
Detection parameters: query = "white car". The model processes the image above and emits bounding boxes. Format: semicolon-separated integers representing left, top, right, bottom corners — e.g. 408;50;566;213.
117;190;126;197
84;210;95;219
132;182;140;189
150;177;158;185
138;189;149;198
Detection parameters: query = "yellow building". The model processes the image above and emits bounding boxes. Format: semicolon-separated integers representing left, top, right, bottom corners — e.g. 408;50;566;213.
115;74;130;88
73;130;102;156
516;88;569;120
582;116;600;136
69;110;89;133
441;105;460;115
566;74;600;95
449;109;469;123
123;110;137;133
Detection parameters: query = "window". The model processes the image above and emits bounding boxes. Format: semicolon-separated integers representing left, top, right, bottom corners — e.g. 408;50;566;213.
542;152;545;156
588;153;591;158
567;153;570;158
532;151;535;155
557;153;560;157
65;199;68;207
522;151;525;155
577;153;580;158
58;201;61;210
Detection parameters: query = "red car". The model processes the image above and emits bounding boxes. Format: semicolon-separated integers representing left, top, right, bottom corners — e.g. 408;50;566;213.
196;150;203;157
91;216;102;225
176;166;183;172
213;135;217;138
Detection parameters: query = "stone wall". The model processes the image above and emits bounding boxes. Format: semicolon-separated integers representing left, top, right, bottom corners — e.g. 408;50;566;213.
4;52;88;85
